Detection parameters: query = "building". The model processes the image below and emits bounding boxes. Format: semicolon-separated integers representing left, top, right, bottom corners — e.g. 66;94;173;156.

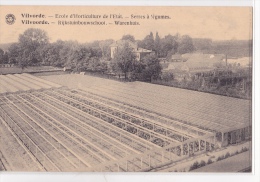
165;53;225;73
110;40;152;61
169;54;185;62
163;53;225;81
226;57;252;67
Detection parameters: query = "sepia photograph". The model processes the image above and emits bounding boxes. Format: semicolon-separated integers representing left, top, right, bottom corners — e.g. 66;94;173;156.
0;5;254;175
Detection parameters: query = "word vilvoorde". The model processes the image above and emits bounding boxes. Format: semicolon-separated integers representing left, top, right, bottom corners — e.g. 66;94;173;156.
21;14;49;24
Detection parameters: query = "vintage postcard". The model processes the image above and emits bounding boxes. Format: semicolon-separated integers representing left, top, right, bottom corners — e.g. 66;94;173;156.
0;6;253;173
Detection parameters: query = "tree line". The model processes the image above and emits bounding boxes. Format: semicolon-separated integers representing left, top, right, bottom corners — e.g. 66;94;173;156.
0;28;197;81
122;32;195;58
192;38;252;58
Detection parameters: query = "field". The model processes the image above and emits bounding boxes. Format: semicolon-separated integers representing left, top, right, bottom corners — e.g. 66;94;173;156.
0;73;251;172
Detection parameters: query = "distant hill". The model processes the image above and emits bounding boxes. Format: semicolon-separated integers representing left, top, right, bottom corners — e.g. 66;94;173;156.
193;39;252;58
0;43;14;52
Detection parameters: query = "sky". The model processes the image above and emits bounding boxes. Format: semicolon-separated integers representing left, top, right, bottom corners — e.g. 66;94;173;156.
0;6;252;44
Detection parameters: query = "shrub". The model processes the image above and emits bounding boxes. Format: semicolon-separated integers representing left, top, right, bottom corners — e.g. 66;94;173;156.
161;72;174;82
217;155;225;161
225;152;231;158
200;160;206;167
241;147;248;153
207;158;213;164
189;161;200;171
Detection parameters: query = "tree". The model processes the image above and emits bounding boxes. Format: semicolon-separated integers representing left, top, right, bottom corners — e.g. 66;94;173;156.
3;52;9;64
86;41;102;58
7;43;29;69
178;35;195;54
112;42;136;80
130;61;145;80
0;48;4;58
19;28;49;62
19;28;49;47
193;38;212;52
141;54;162;82
161;72;174;82
0;49;7;64
98;39;114;58
7;43;20;64
139;32;154;51
154;32;161;57
39;41;63;66
161;34;178;57
59;40;78;67
69;45;91;71
87;57;108;73
121;34;135;42
10;28;50;68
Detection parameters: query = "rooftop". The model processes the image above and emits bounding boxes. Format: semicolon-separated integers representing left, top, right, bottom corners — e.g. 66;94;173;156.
165;53;226;71
40;74;251;133
0;74;61;94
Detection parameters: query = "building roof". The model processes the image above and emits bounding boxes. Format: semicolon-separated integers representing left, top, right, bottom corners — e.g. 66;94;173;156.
61;74;249;133
227;57;251;67
110;40;152;54
164;53;225;72
182;53;225;66
135;48;152;53
171;54;183;60
0;74;61;94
